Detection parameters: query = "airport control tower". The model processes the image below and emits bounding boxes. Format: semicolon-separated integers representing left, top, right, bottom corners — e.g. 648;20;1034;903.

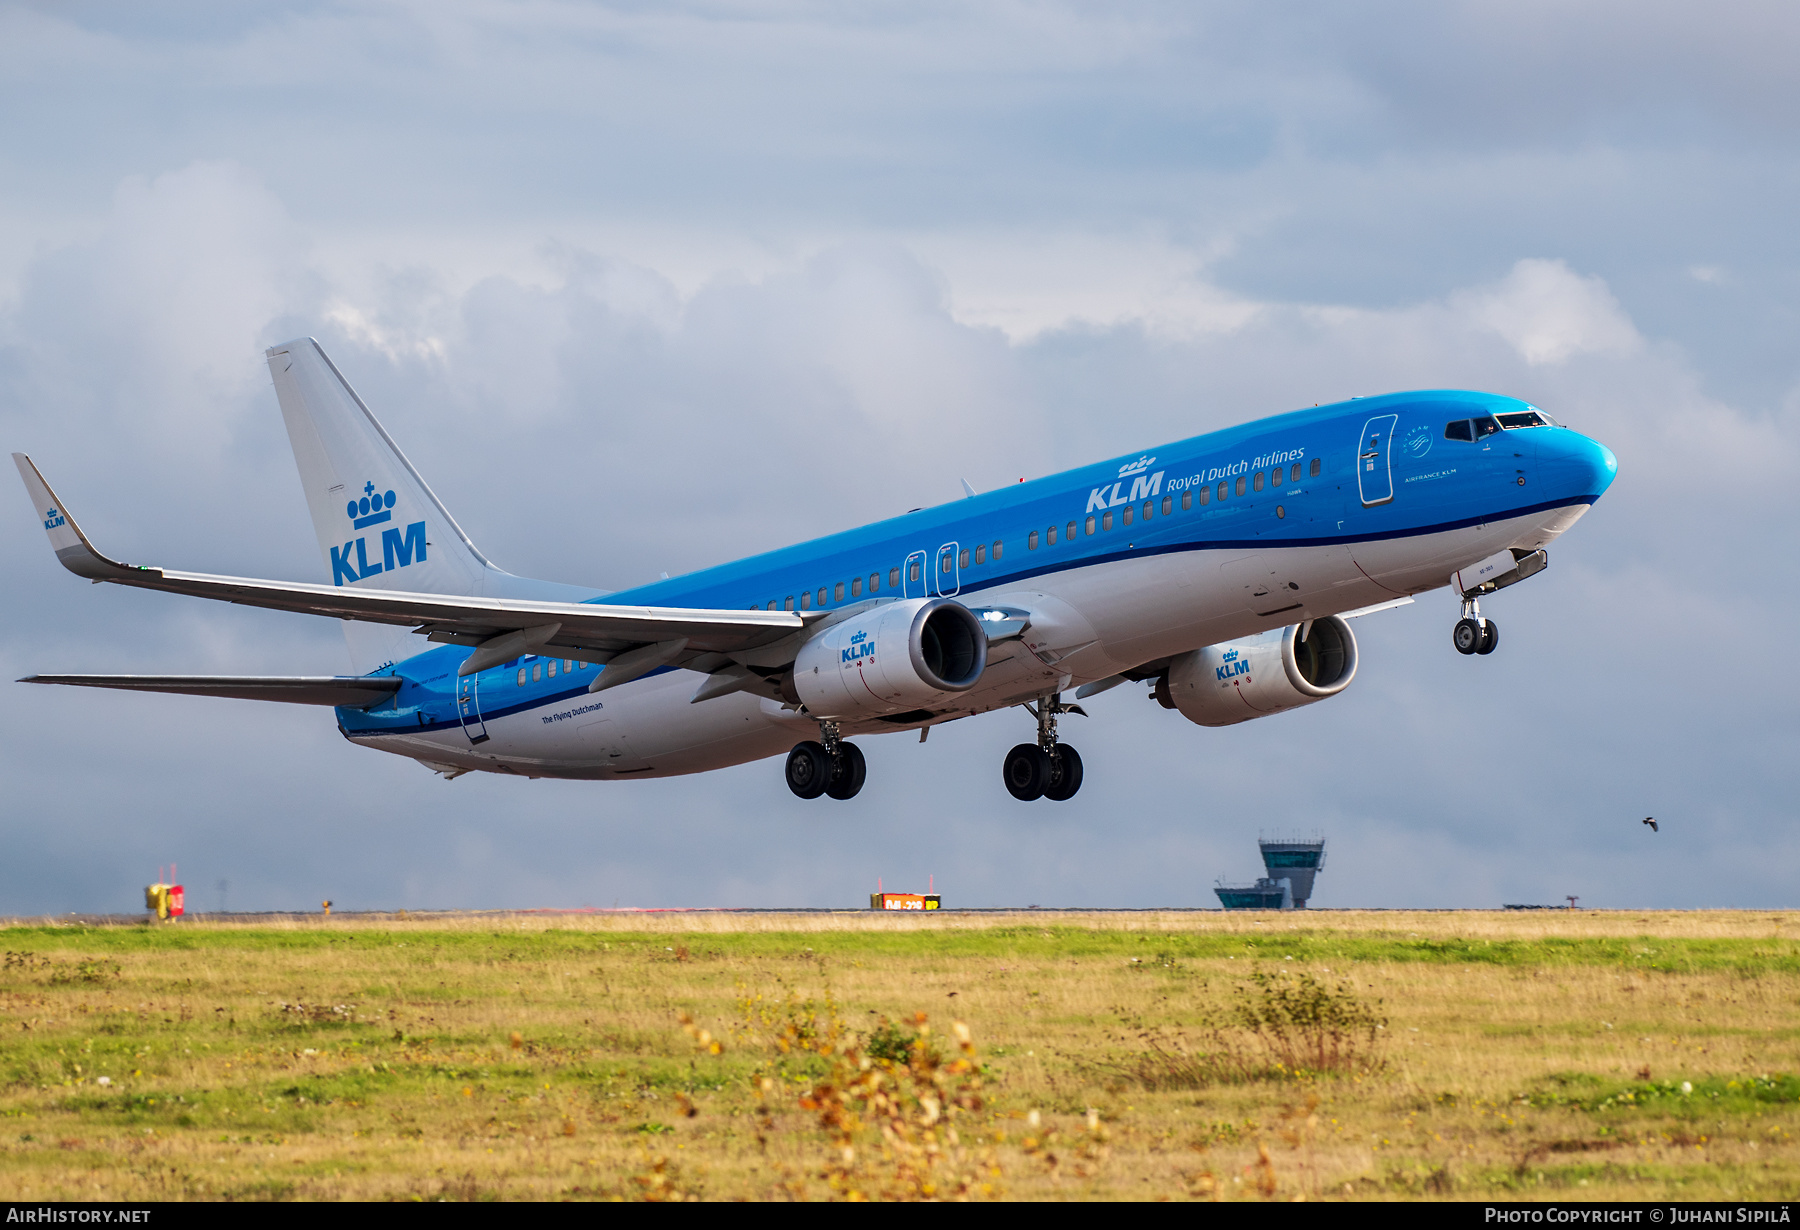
1214;834;1327;910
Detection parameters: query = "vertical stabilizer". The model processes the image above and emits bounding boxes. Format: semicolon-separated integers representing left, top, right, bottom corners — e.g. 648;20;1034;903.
265;338;595;671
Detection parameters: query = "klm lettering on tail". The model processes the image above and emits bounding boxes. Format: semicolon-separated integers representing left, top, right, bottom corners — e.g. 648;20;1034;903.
330;480;426;586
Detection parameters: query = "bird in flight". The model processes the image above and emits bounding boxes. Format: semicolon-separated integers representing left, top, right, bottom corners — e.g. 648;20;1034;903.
1643;817;1658;832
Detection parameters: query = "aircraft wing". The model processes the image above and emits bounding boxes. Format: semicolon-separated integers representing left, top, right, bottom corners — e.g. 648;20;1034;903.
13;453;810;662
19;674;404;708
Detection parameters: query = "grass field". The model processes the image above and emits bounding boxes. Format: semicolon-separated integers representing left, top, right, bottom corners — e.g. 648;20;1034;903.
1;908;1797;1201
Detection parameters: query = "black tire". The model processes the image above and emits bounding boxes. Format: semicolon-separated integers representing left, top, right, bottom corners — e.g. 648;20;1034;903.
1452;618;1482;655
785;741;830;799
1003;743;1051;801
825;742;867;800
1044;744;1084;801
1477;619;1500;656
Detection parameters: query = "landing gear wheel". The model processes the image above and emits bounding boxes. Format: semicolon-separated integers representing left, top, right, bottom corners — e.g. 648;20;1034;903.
825;741;867;800
1476;620;1499;656
785;740;830;799
1453;618;1482;655
1044;744;1084;801
1003;743;1052;801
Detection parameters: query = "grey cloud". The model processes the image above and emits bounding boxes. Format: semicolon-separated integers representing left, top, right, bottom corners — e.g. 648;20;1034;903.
0;5;1793;913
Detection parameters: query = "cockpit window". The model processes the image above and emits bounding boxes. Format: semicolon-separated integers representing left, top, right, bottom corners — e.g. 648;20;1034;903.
1444;419;1474;442
1496;410;1551;429
1472;416;1501;439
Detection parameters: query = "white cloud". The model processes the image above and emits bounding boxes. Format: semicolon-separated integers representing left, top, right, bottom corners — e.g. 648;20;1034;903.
1452;258;1641;366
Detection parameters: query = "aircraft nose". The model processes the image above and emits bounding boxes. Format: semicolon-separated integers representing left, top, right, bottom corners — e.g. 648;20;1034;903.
1550;430;1617;500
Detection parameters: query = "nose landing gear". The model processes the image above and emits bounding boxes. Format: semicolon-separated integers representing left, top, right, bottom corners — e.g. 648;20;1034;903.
1453;598;1499;656
1005;694;1086;801
786;720;867;800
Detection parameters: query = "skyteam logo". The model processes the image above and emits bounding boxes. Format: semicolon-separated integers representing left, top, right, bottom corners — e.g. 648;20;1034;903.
1087;456;1164;514
42;506;65;531
842;629;875;665
331;479;427;586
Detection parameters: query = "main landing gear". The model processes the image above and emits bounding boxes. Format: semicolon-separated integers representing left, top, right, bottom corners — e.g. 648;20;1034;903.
1004;694;1085;802
1452;597;1499;656
786;720;866;800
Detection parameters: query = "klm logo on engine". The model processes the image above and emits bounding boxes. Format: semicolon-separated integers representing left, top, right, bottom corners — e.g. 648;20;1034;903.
842;629;875;665
1216;648;1249;682
331;480;427;586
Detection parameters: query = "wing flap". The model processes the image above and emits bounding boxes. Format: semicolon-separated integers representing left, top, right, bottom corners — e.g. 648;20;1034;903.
20;674;404;708
13;453;810;658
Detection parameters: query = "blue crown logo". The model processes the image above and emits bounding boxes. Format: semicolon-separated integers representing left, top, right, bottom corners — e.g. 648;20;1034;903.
43;506;65;531
346;481;396;529
1118;454;1156;477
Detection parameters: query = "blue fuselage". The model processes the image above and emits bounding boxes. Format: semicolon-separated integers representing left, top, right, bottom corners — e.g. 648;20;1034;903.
340;388;1616;746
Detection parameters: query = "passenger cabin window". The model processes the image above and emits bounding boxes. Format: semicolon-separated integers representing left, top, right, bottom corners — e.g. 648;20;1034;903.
1444;419;1473;442
1182;489;1193;510
1046;525;1057;545
517;667;527;686
767;600;777;611
818;587;828;606
1253;470;1265;492
1161;495;1172;515
564;659;573;673
1121;505;1133;526
908;560;921;583
1102;510;1113;531
1309;457;1322;477
834;582;845;601
974;544;985;564
1235;475;1247;497
992;539;1002;561
1068;520;1079;540
1029;530;1040;550
1271;467;1282;488
851;576;862;597
532;661;543;683
799;592;810;610
1084;515;1095;535
959;548;970;568
785;596;794;611
1217;481;1228;501
548;660;558;678
1143;500;1154;520
1291;462;1301;482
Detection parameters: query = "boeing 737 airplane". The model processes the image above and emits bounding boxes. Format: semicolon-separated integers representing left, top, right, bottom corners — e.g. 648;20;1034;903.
14;339;1616;801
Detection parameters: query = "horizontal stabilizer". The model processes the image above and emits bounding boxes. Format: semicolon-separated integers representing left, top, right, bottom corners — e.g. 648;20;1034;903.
19;674;403;708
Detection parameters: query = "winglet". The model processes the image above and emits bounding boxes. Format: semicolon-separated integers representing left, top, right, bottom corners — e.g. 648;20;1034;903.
11;453;148;582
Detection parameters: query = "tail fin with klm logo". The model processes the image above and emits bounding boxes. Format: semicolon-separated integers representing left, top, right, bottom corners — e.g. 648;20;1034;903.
265;338;597;671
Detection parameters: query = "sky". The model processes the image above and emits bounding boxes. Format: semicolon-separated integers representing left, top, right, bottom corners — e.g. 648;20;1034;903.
1;0;1796;913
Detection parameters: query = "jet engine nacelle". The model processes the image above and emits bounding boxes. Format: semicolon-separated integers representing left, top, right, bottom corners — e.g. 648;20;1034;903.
792;597;986;719
1159;615;1358;728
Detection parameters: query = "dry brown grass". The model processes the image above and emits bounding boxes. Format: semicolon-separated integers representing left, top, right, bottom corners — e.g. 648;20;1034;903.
0;909;1795;1201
